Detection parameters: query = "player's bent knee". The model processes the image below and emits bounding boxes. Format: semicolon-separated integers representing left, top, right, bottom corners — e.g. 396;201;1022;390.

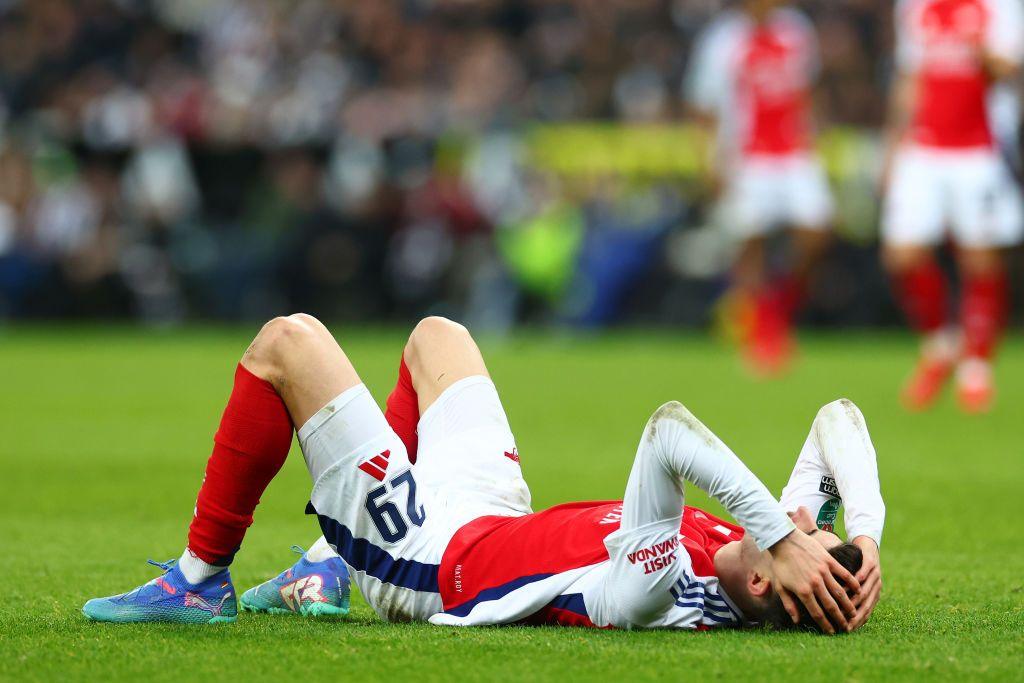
882;245;929;274
405;316;472;363
247;314;328;370
412;316;469;342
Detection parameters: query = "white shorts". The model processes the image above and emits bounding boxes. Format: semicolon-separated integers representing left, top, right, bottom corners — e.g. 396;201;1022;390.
882;145;1024;248
298;375;530;622
723;154;834;237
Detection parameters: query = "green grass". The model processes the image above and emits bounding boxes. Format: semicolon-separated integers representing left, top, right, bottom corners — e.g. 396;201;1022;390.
1;327;1022;682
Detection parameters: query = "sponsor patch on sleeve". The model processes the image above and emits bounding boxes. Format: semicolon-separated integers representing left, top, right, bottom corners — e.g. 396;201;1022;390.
818;475;840;499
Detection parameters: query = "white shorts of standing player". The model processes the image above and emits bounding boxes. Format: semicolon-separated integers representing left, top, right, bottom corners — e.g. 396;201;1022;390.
723;154;834;238
882;145;1024;248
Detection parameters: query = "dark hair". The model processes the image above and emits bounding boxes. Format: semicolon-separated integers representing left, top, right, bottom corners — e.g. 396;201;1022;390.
761;542;863;633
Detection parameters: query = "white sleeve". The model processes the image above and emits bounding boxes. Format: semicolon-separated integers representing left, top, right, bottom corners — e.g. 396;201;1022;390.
986;0;1024;65
685;19;732;114
779;400;886;547
784;8;822;82
895;0;922;73
651;403;796;551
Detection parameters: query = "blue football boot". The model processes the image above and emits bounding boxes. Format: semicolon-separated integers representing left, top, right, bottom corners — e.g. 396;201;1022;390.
83;559;237;624
240;546;350;617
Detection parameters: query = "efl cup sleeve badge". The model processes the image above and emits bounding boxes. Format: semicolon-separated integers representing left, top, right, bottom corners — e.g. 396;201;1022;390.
816;476;841;533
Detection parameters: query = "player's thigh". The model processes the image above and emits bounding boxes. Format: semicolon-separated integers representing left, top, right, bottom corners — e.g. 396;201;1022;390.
949;152;1024;248
882;148;946;248
415;375;532;522
244;313;362;429
724;161;785;239
785;157;834;229
404;316;490;415
300;383;440;554
301;387;450;620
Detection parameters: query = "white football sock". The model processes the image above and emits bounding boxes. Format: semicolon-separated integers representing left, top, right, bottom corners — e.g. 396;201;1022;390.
178;548;227;585
304;535;340;563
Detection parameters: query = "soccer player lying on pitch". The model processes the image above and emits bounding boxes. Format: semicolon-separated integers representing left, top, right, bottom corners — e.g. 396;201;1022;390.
83;315;884;633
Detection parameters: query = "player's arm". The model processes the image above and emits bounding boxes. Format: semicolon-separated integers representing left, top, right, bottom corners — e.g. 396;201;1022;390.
880;71;916;190
980;0;1024;82
683;22;728;196
655;403;859;633
881;2;919;190
779;399;884;628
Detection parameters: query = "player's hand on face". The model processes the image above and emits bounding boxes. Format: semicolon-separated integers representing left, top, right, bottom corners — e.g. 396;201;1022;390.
787;506;816;533
848;536;881;631
769;529;861;634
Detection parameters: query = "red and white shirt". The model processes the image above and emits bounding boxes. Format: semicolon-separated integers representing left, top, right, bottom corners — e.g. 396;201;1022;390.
897;0;1024;149
687;7;820;159
431;502;746;629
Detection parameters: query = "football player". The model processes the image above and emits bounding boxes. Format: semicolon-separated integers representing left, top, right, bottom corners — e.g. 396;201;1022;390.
686;0;834;374
83;315;882;633
881;0;1024;412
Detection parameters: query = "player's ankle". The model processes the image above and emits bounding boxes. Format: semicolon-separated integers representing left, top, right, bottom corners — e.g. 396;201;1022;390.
304;536;340;563
178;548;228;585
920;328;960;363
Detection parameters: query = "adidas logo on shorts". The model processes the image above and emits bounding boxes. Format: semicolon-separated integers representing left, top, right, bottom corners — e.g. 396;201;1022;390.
357;450;391;481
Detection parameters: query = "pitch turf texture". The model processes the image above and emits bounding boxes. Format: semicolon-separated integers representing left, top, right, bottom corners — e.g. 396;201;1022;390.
2;328;1022;682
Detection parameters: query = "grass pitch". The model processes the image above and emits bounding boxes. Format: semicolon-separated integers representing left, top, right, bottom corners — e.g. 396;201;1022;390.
1;327;1022;682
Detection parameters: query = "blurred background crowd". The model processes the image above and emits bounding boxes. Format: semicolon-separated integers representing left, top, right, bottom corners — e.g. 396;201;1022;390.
0;0;1017;329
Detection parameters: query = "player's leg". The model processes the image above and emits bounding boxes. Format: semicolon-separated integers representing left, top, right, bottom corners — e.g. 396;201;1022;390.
239;316;499;621
403;316;531;524
953;246;1008;412
881;148;954;410
949;152;1022;412
403;315;490;413
83;314;358;623
777;155;834;336
724;160;791;375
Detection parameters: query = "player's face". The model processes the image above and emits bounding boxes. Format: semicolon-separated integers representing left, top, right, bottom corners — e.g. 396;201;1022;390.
734;529;843;618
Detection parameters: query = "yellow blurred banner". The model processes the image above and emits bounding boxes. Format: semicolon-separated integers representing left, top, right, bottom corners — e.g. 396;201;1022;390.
526;123;712;178
524;123;877;181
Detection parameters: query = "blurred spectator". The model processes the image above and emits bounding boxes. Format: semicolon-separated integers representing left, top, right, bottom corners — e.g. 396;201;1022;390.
0;0;1011;329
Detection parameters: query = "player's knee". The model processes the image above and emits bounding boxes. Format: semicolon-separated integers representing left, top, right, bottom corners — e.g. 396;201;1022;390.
248;314;324;369
882;245;929;274
405;316;470;364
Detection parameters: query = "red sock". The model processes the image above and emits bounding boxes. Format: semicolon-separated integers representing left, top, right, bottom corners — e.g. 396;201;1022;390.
893;260;948;333
187;364;294;565
961;270;1008;360
385;357;420;464
773;275;805;323
752;286;788;341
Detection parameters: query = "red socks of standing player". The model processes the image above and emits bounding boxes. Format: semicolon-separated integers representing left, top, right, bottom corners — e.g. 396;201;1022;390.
893;260;949;334
745;276;803;374
961;270;1008;360
385;357;420;464
186;364;294;568
893;260;1008;360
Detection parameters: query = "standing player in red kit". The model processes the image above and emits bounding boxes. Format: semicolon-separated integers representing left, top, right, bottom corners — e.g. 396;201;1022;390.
83;315;883;633
882;0;1024;412
687;0;833;375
